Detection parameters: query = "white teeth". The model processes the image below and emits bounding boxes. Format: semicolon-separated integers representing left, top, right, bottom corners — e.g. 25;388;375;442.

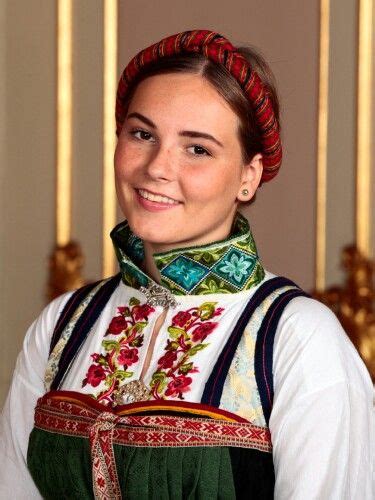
138;189;179;205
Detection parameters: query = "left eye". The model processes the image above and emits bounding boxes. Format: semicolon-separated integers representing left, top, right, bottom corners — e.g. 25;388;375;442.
131;129;155;142
187;145;211;156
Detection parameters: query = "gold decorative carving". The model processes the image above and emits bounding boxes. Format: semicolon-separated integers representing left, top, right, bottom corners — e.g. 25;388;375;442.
314;245;375;381
356;0;373;257
47;241;87;301
315;0;330;291
56;0;73;246
102;0;118;278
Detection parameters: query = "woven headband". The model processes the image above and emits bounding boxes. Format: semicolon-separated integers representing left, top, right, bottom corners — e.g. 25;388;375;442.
116;30;282;182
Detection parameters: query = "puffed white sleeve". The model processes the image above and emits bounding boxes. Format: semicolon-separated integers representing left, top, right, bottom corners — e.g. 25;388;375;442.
270;296;374;500
0;291;73;500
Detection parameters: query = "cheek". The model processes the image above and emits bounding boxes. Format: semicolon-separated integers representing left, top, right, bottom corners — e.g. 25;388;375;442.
114;142;139;184
182;164;240;202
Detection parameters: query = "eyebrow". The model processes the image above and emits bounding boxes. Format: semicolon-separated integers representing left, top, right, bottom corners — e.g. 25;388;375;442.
126;111;224;148
179;130;224;148
127;112;156;129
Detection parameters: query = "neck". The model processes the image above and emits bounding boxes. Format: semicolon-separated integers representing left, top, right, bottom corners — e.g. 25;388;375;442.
142;242;162;284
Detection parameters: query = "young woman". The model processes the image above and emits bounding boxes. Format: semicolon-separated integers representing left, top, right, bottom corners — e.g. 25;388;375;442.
1;30;373;499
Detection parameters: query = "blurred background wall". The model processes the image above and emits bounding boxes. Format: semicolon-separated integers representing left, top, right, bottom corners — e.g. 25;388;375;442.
1;0;374;404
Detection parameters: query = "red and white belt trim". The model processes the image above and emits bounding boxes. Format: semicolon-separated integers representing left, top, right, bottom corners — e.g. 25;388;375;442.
34;391;272;500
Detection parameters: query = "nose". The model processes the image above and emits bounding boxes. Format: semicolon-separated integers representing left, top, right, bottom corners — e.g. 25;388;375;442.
144;144;176;182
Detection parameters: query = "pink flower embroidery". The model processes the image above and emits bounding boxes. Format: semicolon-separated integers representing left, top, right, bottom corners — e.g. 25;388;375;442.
157;350;178;369
150;302;224;400
132;304;154;321
172;311;192;328
165;375;192;397
117;347;139;366
82;299;154;405
83;364;106;387
191;322;217;342
107;316;128;335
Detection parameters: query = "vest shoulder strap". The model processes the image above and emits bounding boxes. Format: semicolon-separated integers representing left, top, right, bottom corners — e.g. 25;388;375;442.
254;286;309;424
49;279;105;355
201;277;309;425
46;274;121;391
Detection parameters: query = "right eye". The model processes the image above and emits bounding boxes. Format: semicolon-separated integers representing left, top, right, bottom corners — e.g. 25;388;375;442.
130;129;155;142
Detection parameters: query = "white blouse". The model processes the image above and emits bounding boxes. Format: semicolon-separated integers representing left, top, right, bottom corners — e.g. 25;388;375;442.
0;271;374;499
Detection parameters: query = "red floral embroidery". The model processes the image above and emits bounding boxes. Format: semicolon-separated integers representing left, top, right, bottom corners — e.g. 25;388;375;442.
132;304;155;321
150;301;224;400
107;316;128;335
165;375;192;397
83;296;224;405
157;350;178;369
117;347;139;366
83;364;107;387
82;297;154;405
172;311;192;328
191;322;217;342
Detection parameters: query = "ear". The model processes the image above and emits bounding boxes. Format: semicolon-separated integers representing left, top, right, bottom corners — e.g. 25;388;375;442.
236;153;263;202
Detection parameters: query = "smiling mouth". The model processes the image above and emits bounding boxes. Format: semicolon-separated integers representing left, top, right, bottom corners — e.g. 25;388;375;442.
136;188;181;205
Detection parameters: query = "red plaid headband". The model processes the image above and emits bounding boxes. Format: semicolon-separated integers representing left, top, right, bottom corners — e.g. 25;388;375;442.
116;30;282;182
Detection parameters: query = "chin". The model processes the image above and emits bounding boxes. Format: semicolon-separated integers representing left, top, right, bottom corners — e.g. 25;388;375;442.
127;215;178;247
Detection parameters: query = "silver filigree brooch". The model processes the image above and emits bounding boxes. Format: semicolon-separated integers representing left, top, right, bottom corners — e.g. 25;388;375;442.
139;282;178;308
113;380;151;405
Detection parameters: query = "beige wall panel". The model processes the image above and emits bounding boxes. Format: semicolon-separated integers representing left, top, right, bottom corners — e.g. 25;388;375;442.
0;0;6;405
72;0;103;282
118;0;319;290
325;0;356;286
372;2;375;259
0;0;56;404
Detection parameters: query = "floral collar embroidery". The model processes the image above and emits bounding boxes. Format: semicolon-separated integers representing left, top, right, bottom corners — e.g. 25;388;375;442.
110;212;264;295
82;298;224;404
150;301;224;399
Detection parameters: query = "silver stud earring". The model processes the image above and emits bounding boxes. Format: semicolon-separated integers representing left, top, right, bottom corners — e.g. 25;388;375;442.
242;189;249;196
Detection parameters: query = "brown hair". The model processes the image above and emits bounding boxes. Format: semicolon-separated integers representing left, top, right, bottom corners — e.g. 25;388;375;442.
120;46;280;164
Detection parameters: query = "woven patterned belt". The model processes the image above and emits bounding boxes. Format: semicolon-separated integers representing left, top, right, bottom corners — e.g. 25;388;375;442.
34;391;272;499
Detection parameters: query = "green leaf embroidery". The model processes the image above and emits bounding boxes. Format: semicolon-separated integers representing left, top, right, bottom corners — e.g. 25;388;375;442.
97;356;108;366
129;335;144;347
197;278;233;294
114;370;133;380
129;297;140;306
166;341;179;351
167;326;187;339
151;371;166;382
198;302;217;320
179;362;193;374
150;371;167;391
187;343;209;356
133;321;147;332
102;340;120;352
104;374;114;387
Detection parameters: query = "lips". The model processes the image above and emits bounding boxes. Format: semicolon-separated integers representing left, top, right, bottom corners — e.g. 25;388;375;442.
136;188;180;205
134;188;182;213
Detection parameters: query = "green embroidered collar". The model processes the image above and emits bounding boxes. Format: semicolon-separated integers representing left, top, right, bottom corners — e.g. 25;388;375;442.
110;212;265;296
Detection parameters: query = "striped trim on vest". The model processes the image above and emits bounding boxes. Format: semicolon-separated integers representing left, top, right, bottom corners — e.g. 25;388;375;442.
201;277;308;422
50;274;121;390
49;279;104;355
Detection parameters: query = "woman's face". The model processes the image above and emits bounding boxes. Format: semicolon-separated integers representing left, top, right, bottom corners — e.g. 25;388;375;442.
114;73;262;252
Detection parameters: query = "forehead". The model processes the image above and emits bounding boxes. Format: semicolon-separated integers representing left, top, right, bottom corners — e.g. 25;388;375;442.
127;73;239;131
